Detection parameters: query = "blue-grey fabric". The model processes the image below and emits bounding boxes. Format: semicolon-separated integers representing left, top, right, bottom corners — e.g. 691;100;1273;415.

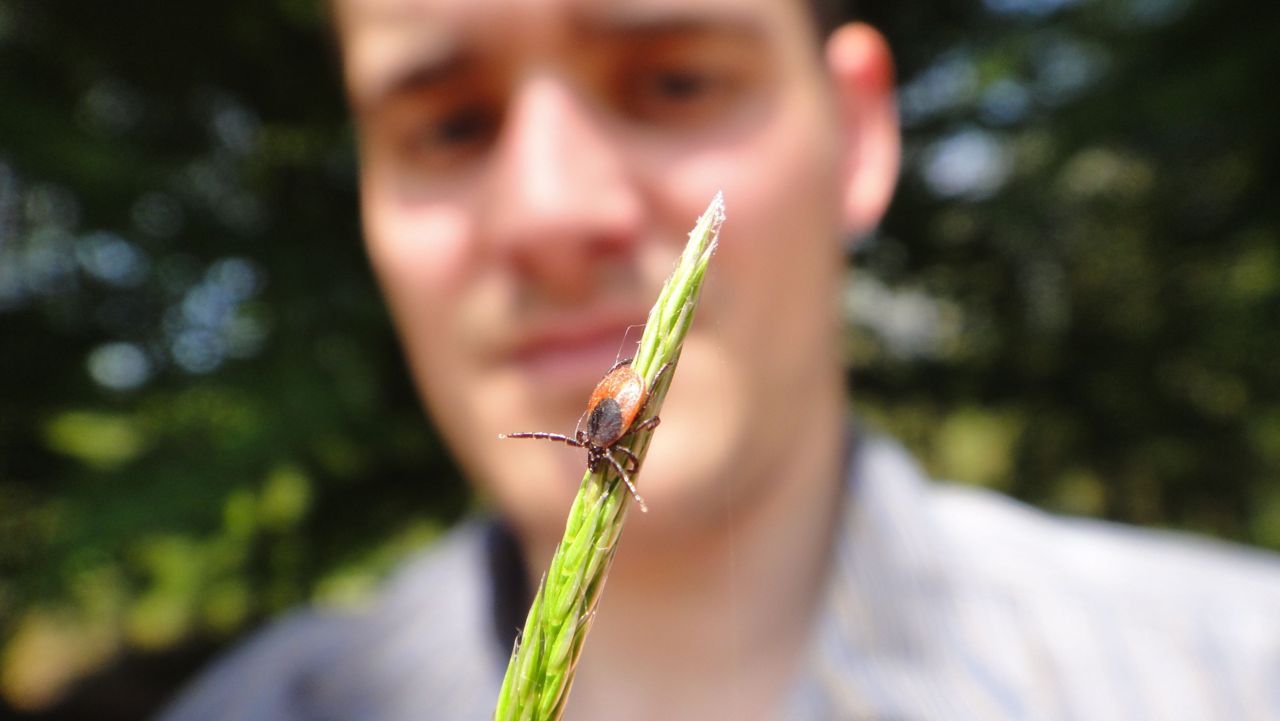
157;435;1280;720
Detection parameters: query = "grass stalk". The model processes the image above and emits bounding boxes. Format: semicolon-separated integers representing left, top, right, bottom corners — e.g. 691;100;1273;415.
492;192;725;721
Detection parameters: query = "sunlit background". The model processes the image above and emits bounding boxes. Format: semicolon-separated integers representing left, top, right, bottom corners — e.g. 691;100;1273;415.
2;0;1278;718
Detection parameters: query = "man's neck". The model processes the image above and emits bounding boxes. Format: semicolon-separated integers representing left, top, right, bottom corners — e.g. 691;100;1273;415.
536;386;848;721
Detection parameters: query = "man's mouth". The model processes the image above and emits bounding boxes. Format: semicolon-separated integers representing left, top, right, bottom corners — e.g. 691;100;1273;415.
509;313;647;387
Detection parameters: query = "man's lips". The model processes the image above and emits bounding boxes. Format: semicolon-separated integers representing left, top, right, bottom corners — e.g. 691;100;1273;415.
508;314;648;384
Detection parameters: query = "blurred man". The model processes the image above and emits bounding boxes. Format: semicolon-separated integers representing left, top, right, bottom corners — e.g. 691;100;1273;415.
159;0;1280;719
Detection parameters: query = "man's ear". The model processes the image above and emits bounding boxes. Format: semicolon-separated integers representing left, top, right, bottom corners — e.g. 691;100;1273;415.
827;23;900;239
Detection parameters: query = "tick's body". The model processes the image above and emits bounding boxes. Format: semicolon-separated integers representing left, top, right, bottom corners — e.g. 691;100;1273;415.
500;359;672;512
585;362;646;447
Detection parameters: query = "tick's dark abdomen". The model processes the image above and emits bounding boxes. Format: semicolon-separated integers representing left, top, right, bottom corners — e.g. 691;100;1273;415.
587;397;624;446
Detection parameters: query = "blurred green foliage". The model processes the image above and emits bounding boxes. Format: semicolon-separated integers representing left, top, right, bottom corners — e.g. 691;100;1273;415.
0;1;466;717
852;0;1280;543
0;0;1277;718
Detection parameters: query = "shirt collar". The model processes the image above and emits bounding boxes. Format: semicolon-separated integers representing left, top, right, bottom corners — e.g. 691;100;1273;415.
788;430;962;719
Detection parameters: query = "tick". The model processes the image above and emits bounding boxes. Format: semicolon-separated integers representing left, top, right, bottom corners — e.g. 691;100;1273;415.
499;358;673;512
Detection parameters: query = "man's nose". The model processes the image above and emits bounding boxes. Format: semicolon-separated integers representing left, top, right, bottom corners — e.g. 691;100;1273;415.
482;73;642;302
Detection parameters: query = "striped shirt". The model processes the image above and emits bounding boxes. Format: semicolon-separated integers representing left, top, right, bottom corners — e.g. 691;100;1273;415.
157;434;1280;720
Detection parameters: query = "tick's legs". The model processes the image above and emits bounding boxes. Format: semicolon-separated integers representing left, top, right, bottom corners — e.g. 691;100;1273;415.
607;361;673;475
650;361;675;395
603;451;648;513
613;445;640;473
612;420;661;474
634;361;675;421
605;357;634;374
502;430;647;511
630;415;661;434
499;432;584;448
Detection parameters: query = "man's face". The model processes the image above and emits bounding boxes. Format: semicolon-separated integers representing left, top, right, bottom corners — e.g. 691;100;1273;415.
338;0;872;539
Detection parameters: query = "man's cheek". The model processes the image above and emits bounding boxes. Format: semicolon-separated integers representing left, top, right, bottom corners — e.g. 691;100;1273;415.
367;204;476;296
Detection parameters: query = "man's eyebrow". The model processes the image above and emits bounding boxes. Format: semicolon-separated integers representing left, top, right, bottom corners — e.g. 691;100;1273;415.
351;7;768;111
360;47;473;112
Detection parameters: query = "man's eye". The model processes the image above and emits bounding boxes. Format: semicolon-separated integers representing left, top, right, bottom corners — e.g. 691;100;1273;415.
407;105;497;166
623;65;738;127
649;69;717;101
435;107;494;144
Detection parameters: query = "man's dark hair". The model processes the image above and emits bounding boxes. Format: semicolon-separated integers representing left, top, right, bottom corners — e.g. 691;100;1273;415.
809;0;852;38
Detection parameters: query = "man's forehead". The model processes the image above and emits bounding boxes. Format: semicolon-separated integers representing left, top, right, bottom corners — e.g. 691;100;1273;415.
337;0;779;58
338;0;786;108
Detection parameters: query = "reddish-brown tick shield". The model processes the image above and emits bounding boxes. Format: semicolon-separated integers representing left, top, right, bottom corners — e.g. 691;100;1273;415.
585;362;645;447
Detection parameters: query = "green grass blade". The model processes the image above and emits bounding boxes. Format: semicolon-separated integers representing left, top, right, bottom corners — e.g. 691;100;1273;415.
492;192;724;721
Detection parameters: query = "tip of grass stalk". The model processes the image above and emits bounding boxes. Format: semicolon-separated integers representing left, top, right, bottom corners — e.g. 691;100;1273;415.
698;191;725;241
